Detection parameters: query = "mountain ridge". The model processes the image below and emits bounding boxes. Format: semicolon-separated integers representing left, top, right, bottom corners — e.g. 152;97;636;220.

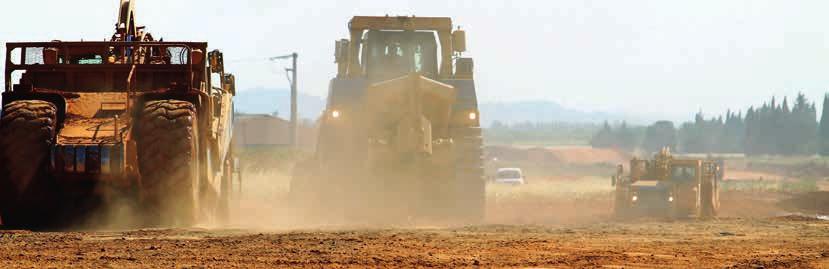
234;88;625;125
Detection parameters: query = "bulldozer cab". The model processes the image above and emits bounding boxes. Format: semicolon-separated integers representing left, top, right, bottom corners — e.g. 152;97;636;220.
337;16;467;81
669;164;697;182
632;159;700;184
629;159;647;181
629;159;671;182
362;30;439;82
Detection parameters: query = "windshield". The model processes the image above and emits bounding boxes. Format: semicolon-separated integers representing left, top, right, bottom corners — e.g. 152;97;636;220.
671;166;696;181
363;30;439;82
497;170;521;179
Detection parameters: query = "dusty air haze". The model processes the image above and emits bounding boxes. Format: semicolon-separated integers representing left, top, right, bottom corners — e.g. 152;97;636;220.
1;0;828;121
1;2;829;268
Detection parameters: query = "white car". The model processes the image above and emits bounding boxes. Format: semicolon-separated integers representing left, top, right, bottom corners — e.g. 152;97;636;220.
494;168;525;185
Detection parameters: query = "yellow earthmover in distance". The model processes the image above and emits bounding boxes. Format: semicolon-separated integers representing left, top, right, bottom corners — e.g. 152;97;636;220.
292;16;484;223
612;148;723;220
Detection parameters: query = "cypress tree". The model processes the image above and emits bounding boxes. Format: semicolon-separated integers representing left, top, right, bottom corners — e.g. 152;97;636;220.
790;93;818;155
820;94;829;156
616;121;637;151
642;121;677;153
780;96;793;154
722;109;745;153
590;121;615;149
744;107;756;155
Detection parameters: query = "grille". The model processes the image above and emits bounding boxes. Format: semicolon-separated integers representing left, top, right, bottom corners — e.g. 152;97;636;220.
51;144;123;175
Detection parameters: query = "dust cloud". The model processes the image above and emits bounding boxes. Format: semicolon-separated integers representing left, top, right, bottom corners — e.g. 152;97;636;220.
224;169;302;230
217;154;621;230
68;146;829;231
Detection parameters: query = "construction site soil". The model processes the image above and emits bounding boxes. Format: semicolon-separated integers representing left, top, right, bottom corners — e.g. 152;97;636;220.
0;217;827;268
1;190;828;268
2;147;828;268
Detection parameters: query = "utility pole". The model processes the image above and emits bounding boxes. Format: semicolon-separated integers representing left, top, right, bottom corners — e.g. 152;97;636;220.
270;53;298;149
289;53;298;149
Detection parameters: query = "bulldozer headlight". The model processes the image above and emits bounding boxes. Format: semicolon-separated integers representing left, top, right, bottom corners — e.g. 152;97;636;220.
468;112;477;120
331;110;341;119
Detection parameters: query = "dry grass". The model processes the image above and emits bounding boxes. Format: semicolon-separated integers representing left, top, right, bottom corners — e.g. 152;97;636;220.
486;177;614;225
720;178;819;193
487;177;613;200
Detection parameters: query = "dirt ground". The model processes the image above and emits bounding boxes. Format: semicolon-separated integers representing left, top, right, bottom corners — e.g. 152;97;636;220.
1;186;828;268
0;214;827;268
2;147;829;268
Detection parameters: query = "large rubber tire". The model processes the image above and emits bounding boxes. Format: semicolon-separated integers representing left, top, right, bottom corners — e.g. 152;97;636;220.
0;100;58;228
451;127;486;223
137;100;199;227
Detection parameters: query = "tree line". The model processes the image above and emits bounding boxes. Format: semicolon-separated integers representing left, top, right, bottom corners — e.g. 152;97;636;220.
591;92;829;156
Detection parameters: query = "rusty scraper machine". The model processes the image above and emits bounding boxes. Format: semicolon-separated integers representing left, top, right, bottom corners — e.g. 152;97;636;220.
0;0;240;228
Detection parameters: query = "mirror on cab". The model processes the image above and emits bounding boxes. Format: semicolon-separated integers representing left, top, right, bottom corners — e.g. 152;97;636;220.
334;39;350;63
223;73;236;95
208;50;224;73
452;29;466;53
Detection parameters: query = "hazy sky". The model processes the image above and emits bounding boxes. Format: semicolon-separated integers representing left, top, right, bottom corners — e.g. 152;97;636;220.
2;0;828;121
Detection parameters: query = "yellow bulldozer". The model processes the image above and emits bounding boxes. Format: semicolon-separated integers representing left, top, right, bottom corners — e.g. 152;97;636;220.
291;16;484;223
612;148;723;219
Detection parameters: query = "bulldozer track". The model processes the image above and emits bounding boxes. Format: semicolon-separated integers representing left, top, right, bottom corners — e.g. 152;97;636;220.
451;128;486;221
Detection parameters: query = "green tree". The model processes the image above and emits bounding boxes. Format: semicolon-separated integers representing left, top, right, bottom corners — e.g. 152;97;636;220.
590;121;615;148
721;110;745;153
790;93;818;155
616;121;637;151
642;120;677;153
820;94;829;156
744;107;757;155
679;111;725;153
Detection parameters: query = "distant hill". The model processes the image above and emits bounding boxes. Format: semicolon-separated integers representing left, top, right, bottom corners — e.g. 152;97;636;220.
234;89;622;125
479;101;620;126
234;88;325;120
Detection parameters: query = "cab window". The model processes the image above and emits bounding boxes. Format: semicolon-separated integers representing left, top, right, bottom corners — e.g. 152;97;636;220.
414;45;423;72
671;166;696;181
